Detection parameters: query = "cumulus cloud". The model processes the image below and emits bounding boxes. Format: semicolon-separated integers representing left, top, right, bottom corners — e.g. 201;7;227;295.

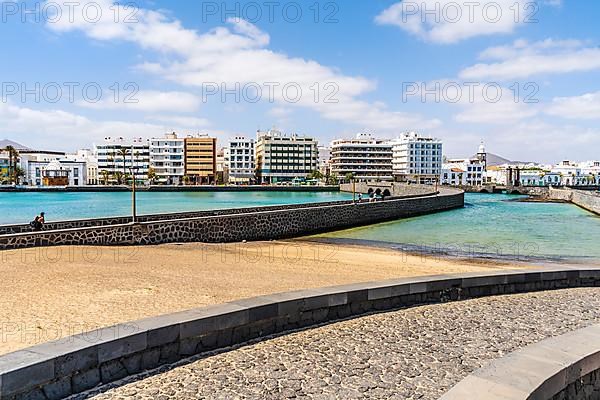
460;39;600;80
44;0;438;132
546;91;600;120
375;0;542;44
77;91;202;113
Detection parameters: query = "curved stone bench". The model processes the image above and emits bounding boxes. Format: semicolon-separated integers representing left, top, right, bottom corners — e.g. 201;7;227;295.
441;324;600;400
1;267;600;399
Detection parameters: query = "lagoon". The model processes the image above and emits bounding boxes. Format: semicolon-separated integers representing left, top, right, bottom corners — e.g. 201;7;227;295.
317;193;600;262
0;191;352;225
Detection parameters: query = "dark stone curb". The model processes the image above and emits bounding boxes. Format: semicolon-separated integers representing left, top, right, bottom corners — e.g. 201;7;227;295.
441;324;600;400
1;266;600;399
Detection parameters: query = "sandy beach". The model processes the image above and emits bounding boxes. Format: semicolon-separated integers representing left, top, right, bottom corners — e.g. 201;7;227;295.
0;241;527;355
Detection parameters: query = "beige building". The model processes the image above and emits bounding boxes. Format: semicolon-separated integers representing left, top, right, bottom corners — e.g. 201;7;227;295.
255;129;318;184
184;135;217;184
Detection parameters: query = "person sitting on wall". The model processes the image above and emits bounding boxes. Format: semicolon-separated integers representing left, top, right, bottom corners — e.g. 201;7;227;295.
30;212;45;232
357;193;363;203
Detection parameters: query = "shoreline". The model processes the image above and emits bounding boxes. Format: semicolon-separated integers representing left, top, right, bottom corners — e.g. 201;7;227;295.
302;237;600;266
0;240;524;355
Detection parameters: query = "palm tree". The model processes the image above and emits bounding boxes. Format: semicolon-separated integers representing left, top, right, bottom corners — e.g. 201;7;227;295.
147;167;157;184
13;166;25;185
3;146;19;184
100;170;110;185
309;170;324;181
117;148;130;178
345;172;355;183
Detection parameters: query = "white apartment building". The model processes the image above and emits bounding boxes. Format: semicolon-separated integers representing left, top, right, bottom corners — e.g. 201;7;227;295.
95;137;150;183
150;132;185;185
25;158;87;187
255;129;318;184
442;159;485;186
64;149;98;185
330;133;393;181
318;146;331;177
227;136;255;184
390;132;442;184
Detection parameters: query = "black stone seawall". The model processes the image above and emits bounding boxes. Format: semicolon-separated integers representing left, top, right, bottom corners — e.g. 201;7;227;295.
0;190;464;250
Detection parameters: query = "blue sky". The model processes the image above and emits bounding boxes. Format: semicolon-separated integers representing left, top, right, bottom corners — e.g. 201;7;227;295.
0;0;599;162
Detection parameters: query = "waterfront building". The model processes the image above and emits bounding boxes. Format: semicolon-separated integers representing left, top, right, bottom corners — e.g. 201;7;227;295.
255;129;318;184
216;148;228;184
330;133;393;182
390;132;442;184
150;133;185;185
184;135;217;185
441;158;485;186
95;137;150;183
227;136;255;185
318;146;332;178
64;149;98;185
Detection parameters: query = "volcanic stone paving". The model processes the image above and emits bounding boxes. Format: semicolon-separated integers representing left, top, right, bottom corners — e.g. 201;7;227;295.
83;288;600;400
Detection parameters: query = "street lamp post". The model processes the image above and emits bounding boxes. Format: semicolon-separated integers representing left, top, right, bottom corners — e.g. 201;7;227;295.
130;145;137;224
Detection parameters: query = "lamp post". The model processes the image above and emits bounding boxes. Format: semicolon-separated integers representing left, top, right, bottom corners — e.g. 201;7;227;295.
130;145;137;224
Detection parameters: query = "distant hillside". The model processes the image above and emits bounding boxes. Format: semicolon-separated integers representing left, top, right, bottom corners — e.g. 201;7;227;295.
0;139;31;151
471;152;535;166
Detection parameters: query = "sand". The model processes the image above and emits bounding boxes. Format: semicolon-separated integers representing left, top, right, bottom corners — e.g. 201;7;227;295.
0;241;526;355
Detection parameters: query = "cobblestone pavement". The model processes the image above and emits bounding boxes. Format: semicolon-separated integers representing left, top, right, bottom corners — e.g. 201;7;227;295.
82;288;600;400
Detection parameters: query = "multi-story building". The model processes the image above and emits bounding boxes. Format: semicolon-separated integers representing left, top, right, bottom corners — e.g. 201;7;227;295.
441;159;485;186
255;129;318;184
317;146;331;178
64;149;98;185
94;137;150;183
390;132;442;184
150;132;185;185
330;133;393;181
184;135;217;185
227;136;255;185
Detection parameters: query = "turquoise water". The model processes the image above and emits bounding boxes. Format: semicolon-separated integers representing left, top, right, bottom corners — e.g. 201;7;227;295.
0;191;352;225
318;193;600;262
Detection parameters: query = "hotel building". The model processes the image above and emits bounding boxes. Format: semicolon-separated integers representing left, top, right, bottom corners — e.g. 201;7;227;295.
150;133;185;185
390;132;442;184
184;135;217;185
227;136;255;184
330;133;393;181
255;129;318;184
95;137;150;183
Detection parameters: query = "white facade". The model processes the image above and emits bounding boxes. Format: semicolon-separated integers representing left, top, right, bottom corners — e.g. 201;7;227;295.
255;129;318;184
227;136;255;184
441;159;485;186
64;149;98;185
330;133;393;181
95;137;150;183
150;132;185;185
390;132;442;184
26;159;87;187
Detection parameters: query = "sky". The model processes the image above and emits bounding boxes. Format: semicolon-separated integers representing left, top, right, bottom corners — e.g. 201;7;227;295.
0;0;598;162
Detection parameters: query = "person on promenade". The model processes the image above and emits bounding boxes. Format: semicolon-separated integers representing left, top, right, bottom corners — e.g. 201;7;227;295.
357;193;362;203
30;212;45;231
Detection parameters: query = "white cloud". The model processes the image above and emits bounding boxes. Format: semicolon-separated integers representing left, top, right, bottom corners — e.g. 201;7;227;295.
0;101;205;150
146;115;211;128
77;90;202;113
460;39;600;80
546;91;600;120
45;0;438;132
375;0;537;44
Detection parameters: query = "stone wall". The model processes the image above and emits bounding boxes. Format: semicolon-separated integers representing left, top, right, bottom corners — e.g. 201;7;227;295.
0;199;356;235
2;267;600;400
340;182;437;197
549;188;600;215
443;321;600;400
0;191;464;250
